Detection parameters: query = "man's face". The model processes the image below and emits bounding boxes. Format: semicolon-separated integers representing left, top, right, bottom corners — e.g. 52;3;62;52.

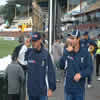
73;38;79;48
25;38;31;47
69;36;80;48
66;36;74;47
83;35;88;39
32;39;41;49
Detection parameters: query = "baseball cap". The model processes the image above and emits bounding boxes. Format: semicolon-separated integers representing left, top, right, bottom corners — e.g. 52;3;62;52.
32;32;41;41
83;31;88;36
68;30;80;38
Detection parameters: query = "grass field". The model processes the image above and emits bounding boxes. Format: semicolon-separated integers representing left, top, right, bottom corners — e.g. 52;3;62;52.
0;40;19;58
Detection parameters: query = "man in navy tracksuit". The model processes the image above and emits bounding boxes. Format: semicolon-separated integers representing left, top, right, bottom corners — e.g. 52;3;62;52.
80;32;96;88
81;32;96;52
60;31;93;100
25;32;56;100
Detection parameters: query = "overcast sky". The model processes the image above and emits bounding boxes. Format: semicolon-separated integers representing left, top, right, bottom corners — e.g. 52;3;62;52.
0;0;7;6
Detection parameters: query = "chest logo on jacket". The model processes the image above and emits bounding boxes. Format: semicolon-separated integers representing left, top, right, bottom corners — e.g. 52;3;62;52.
81;57;84;63
28;60;36;64
67;56;74;60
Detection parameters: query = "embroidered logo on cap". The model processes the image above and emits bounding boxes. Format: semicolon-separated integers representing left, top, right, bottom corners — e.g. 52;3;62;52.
33;34;38;38
33;60;36;63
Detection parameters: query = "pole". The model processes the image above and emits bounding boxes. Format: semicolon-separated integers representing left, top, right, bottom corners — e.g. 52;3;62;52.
48;0;53;54
38;14;40;31
80;0;82;22
67;0;69;12
54;0;57;41
15;7;16;19
28;0;30;17
28;6;30;17
80;0;82;13
32;3;34;32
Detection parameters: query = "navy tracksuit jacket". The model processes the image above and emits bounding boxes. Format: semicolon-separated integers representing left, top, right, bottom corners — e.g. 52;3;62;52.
25;46;56;96
60;46;93;94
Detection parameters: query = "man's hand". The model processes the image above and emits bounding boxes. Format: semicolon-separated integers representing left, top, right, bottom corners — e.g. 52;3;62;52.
66;46;73;52
74;73;82;82
48;89;53;97
66;38;74;52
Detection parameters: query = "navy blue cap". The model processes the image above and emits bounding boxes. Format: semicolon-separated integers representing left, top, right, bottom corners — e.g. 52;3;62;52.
89;40;96;46
32;32;41;41
83;31;88;36
68;30;80;38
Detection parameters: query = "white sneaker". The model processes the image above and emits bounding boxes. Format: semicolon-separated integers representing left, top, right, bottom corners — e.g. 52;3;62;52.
56;80;61;83
87;84;92;88
97;77;100;81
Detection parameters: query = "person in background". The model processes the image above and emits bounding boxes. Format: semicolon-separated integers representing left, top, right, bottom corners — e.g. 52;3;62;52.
96;34;100;81
25;32;56;100
52;37;63;82
81;31;96;88
18;35;24;44
60;35;65;54
60;30;93;100
6;56;25;100
12;34;31;72
88;40;96;58
17;34;31;72
12;34;31;100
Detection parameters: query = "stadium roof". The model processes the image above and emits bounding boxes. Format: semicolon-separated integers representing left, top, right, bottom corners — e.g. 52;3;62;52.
7;0;32;6
36;0;91;7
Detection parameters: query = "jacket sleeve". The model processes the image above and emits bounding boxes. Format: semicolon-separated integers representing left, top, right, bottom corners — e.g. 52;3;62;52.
25;48;31;61
80;52;93;78
59;48;68;69
59;55;66;70
47;53;56;91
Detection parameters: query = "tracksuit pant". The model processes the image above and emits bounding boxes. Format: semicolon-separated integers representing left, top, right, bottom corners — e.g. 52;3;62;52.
64;89;85;100
29;96;48;100
8;94;20;100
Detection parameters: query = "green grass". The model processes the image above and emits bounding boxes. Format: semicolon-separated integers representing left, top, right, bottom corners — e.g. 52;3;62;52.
0;40;19;58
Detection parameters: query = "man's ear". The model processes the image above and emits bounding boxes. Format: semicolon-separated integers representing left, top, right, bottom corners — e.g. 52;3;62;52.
26;38;31;43
26;39;29;43
40;39;42;42
78;38;80;41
